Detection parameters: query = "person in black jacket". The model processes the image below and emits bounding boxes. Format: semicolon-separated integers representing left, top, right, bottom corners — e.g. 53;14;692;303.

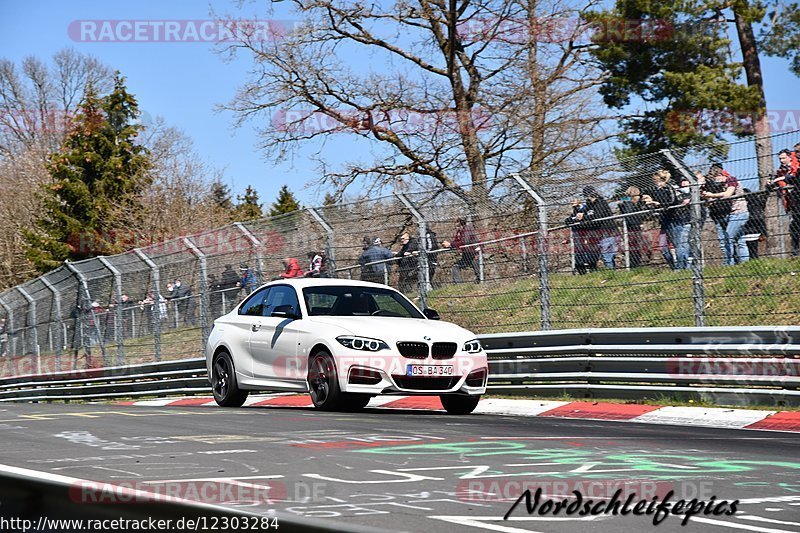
395;232;419;293
618;186;650;268
643;170;691;270
582;186;618;269
565;199;599;275
742;188;768;260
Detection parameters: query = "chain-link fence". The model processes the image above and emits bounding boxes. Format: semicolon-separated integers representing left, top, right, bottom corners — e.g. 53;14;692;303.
2;128;799;377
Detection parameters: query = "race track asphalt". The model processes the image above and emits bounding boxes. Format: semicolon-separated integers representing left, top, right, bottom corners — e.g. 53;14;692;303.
0;401;798;532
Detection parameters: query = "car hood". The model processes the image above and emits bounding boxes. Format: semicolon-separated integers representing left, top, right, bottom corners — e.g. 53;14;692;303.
306;316;476;342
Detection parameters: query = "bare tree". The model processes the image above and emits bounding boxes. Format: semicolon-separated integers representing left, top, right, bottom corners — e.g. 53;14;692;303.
222;0;615;205
0;48;112;157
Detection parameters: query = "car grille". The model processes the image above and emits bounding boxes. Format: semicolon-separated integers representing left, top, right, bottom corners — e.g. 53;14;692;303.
431;342;457;359
397;341;429;359
392;376;459;390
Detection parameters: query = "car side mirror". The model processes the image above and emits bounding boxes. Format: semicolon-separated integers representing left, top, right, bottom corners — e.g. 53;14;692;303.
271;305;299;319
423;308;440;320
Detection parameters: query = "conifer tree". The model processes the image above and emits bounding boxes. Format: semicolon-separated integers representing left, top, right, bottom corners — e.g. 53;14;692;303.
269;185;301;217
234;185;263;221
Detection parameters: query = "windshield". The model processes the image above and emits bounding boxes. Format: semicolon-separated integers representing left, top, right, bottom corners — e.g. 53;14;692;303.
303;286;425;318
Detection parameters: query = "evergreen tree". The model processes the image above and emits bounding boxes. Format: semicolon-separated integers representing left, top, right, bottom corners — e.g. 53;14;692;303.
269;185;301;216
322;191;338;207
25;73;149;272
210;180;234;211
234;185;263;221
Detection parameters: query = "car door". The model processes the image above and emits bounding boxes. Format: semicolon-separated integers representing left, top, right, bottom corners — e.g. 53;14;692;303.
227;287;271;378
248;285;304;389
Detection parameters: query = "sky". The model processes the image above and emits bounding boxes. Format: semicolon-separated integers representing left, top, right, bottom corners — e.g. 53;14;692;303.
1;0;798;205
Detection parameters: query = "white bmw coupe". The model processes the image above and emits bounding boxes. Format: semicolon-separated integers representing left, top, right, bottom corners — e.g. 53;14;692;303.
206;279;487;414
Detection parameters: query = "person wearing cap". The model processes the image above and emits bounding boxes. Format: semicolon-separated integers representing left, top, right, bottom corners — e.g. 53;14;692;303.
240;264;258;295
358;237;393;284
579;186;618;270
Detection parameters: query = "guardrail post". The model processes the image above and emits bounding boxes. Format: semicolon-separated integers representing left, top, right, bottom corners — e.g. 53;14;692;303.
0;297;16;371
661;149;706;327
511;174;552;330
183;238;210;353
307;208;336;277
394;192;430;309
97;257;125;365
40;277;63;372
65;261;108;367
233;222;265;291
17;287;39;373
133;249;162;362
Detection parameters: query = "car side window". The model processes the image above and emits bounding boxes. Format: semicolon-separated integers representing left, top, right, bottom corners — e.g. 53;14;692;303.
239;288;270;316
263;285;301;317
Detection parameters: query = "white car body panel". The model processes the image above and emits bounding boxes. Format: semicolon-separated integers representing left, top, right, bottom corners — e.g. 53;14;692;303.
206;278;488;397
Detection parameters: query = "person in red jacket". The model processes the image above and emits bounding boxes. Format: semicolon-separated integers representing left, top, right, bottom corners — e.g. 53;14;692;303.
770;149;800;255
443;217;480;283
278;258;305;279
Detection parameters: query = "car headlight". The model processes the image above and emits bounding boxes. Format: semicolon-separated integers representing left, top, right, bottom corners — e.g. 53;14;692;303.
336;336;389;352
463;339;483;353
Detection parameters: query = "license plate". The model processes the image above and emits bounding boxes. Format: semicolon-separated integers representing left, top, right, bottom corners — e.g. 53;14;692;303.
407;365;454;377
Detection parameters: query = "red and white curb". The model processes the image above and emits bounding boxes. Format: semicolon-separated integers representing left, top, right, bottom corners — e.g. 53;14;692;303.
116;395;800;433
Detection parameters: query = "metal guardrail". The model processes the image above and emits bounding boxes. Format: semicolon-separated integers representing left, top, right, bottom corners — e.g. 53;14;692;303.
1;326;799;406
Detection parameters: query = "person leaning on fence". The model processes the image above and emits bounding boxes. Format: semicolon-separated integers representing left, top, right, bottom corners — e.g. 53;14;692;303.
443;217;480;283
642;170;691;270
702;163;750;265
219;264;241;311
240;264;258;294
769;149;800;256
278;257;305;279
0;317;7;356
565;198;599;275
173;279;196;326
395;232;419;293
305;251;324;277
618;186;651;268
581;186;618;270
423;226;440;286
359;237;393;284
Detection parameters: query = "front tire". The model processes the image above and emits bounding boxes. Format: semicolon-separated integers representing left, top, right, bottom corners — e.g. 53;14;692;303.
440;394;480;415
211;351;248;407
308;351;344;411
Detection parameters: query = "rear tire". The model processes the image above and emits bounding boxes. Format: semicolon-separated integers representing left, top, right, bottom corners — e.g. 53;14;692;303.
440;394;480;415
211;351;248;407
308;351;344;411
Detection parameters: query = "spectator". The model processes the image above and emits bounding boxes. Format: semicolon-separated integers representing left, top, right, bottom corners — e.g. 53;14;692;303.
108;293;136;339
279;258;305;279
443;217;480;283
702;164;749;265
88;301;105;348
618;186;650;268
770;149;800;256
219;264;240;312
742;188;768;260
423;226;440;286
0;318;7;356
565;198;599;275
395;232;419;293
240;264;258;294
359;237;393;284
642;169;691;270
305;251;324;277
582;186;618;269
208;274;223;318
172;279;195;325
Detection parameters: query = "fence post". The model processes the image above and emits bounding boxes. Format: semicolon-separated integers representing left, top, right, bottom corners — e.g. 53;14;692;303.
133;249;162;362
307;208;336;277
511;174;551;330
64;261;108;367
17;287;39;374
394;192;429;309
233;222;265;288
40;276;63;372
622;218;631;270
0;296;14;376
183;237;209;353
661;149;706;327
97;257;124;365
